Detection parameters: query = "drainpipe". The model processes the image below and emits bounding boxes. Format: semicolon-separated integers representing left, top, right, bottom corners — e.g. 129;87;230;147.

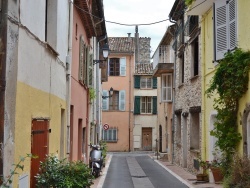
128;52;132;152
66;0;73;159
169;18;176;164
0;0;7;176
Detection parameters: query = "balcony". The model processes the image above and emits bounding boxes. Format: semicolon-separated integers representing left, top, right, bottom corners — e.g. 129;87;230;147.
186;0;215;16
152;45;174;77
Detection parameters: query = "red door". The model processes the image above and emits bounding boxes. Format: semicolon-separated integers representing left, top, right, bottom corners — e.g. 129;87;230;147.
30;119;49;188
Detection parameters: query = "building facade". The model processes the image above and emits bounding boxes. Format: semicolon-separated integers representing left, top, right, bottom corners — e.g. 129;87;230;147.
170;0;202;174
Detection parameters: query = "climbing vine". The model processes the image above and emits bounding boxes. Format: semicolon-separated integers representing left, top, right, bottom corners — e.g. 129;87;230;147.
206;48;250;169
185;0;194;6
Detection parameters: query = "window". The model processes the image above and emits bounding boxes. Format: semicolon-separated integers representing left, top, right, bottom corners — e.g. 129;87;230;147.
190;112;200;150
134;76;157;89
109;57;126;76
179;54;184;84
134;96;157;114
141;97;152;114
102;90;125;111
102;128;117;142
140;77;152;89
78;35;88;84
214;0;237;61
176;114;181;144
162;74;172;102
109;91;119;110
191;37;199;77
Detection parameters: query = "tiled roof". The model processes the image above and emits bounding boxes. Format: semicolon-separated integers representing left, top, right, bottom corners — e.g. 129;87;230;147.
135;63;153;75
108;37;135;53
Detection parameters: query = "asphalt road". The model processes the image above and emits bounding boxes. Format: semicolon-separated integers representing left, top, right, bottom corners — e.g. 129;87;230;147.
102;153;189;188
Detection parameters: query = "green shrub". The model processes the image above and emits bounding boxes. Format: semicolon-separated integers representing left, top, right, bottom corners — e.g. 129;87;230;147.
223;154;250;188
35;155;93;188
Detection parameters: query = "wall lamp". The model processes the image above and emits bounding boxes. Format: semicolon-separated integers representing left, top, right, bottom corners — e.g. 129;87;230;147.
102;87;113;99
93;43;110;65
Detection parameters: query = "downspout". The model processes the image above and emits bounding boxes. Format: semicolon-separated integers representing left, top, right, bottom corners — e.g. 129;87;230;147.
0;0;8;176
66;0;73;159
169;18;176;164
129;54;132;152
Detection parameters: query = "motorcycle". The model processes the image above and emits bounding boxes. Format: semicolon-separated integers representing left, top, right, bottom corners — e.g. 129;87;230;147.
89;144;103;178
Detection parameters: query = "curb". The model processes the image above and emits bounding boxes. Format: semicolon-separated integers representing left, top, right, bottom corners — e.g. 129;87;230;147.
150;155;194;188
96;154;113;188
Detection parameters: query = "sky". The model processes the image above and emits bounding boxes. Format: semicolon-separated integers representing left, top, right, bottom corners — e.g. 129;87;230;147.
103;0;176;56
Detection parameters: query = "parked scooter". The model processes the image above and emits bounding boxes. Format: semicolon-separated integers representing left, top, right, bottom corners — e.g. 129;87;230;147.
89;144;103;178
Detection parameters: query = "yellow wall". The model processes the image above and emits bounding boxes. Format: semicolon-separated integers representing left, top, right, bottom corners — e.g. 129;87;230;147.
13;81;66;187
202;0;250;159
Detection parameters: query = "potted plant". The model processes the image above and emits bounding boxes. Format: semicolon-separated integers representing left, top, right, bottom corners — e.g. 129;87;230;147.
196;157;210;182
209;149;224;183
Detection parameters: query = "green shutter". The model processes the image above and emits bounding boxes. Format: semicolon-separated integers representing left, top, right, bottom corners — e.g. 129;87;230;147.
153;96;157;114
153;77;157;89
134;96;140;114
134;76;140;88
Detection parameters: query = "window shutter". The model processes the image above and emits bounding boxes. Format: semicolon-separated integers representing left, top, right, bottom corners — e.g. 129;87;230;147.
214;0;227;61
167;74;172;101
102;90;109;110
228;0;237;51
79;36;84;81
120;57;126;76
153;77;157;89
134;96;140;114
119;90;126;111
134;75;140;88
88;53;93;87
152;96;157;114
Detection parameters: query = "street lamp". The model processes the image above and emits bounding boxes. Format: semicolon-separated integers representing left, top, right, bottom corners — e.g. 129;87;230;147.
102;87;113;99
93;43;110;65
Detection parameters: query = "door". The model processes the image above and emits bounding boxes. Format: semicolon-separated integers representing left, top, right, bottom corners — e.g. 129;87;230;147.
159;125;162;152
182;117;187;168
30;119;49;188
142;128;152;151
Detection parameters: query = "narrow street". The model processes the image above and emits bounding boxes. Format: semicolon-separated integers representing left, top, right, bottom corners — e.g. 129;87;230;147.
102;153;188;188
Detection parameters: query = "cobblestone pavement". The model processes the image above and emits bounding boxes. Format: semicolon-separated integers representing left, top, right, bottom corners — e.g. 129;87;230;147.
91;153;223;188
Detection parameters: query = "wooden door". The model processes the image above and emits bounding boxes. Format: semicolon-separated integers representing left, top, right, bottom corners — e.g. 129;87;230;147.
142;128;152;151
30;119;49;188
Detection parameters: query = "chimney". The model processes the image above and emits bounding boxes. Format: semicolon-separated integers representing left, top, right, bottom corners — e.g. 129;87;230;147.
135;25;139;64
127;33;131;43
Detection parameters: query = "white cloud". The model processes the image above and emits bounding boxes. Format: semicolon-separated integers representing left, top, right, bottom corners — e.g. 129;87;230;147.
103;0;176;55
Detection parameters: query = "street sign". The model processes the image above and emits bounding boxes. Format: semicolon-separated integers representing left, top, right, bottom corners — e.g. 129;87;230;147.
103;123;109;130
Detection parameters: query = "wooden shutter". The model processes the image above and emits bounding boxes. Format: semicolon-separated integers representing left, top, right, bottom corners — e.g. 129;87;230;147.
134;96;140;114
134;75;140;88
214;0;227;61
228;0;237;51
102;90;109;110
88;53;93;87
120;57;126;76
166;74;172;101
153;77;157;89
152;96;157;114
119;90;126;111
79;36;84;82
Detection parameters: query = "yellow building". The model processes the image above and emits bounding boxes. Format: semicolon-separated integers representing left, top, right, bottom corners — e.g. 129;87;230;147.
188;0;250;182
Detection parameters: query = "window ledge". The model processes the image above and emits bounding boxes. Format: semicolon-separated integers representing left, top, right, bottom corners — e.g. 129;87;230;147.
104;140;118;143
178;83;184;88
190;75;199;81
189;149;200;154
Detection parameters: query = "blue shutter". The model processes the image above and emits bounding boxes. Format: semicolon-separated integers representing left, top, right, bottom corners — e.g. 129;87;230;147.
134;96;141;114
119;90;126;111
134;75;140;88
153;77;157;89
120;57;126;76
102;90;109;110
153;96;157;114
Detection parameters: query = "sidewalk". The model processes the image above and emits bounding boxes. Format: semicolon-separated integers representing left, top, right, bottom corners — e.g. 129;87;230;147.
91;153;223;188
151;155;223;188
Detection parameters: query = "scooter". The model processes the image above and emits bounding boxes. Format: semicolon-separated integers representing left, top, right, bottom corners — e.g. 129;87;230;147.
89;144;103;178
